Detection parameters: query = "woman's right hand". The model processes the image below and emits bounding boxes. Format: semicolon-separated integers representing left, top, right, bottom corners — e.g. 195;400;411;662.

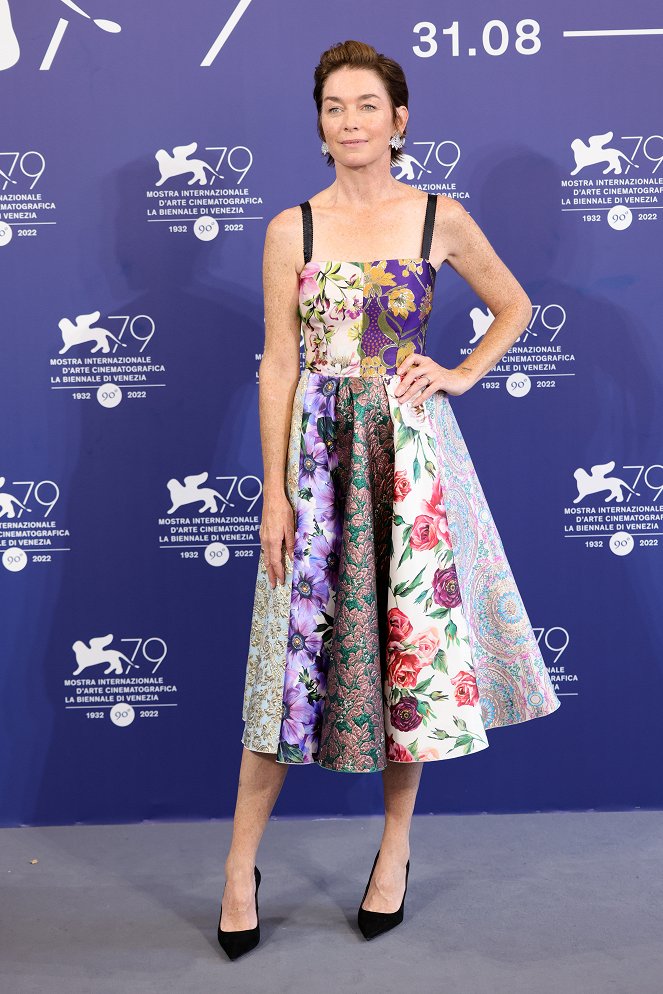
259;491;295;588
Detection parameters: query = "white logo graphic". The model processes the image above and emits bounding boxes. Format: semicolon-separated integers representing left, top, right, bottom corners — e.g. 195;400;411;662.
146;142;254;239
468;303;568;347
200;0;254;67
157;473;261;560
563;463;661;548
573;461;640;504
3;0;255;72
389;140;462;183
194;215;220;241
459;298;576;390
505;374;532;397
609;532;635;556
72;634;133;676
535;625;580;697
2;546;28;571
0;476;31;518
166;472;232;514
97;382;122;407
64;635;174;719
570;132;639;176
110;702;136;727
155;142;224;187
607;206;634;231
0;0;121;72
58;310;126;354
0;0;19;70
0;147;57;244
70;634;169;677
0;477;70;567
50;311;165;401
468;306;494;344
205;542;230;566
392;153;432;181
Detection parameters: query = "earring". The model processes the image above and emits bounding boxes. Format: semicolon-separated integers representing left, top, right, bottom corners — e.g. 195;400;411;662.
389;132;404;150
321;141;329;154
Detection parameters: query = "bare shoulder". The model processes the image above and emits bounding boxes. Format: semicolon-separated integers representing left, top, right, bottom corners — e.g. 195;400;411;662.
434;192;461;217
263;204;304;278
434;195;484;259
432;193;463;232
264;204;303;255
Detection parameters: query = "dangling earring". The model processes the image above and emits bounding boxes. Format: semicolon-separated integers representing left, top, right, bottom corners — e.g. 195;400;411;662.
321;141;329;154
389;132;404;150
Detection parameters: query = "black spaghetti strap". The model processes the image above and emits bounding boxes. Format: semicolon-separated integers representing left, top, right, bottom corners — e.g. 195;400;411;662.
300;200;313;264
421;192;437;261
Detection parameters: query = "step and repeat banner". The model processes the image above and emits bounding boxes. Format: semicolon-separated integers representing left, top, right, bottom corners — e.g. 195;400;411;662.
1;1;662;826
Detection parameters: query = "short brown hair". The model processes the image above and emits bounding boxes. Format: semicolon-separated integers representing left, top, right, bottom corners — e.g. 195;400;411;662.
313;40;409;168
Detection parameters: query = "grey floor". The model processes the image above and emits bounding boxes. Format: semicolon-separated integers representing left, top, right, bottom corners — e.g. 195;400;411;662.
2;811;662;994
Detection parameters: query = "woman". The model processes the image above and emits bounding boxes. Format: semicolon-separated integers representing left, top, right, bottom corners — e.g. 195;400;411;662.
218;39;561;959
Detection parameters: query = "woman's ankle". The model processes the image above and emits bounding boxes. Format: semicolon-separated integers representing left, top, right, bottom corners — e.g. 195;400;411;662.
224;856;257;880
378;837;411;860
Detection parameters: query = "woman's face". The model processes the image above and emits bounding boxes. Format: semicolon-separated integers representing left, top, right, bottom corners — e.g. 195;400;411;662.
319;66;407;165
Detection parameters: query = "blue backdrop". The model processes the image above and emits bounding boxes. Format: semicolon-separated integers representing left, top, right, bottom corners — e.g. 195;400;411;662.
1;0;662;826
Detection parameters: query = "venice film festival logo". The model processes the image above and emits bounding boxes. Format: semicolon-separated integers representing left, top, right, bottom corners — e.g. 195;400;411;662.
50;308;166;406
564;459;663;557
64;633;175;727
158;471;261;566
388;137;466;189
0;0;251;71
147;139;257;243
0;475;70;573
460;298;575;396
564;130;663;231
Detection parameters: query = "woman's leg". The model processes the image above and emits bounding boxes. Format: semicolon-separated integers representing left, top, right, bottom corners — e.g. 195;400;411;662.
360;759;423;913
219;746;289;930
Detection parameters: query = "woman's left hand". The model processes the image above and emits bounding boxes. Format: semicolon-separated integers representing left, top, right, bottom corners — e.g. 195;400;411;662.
394;354;475;403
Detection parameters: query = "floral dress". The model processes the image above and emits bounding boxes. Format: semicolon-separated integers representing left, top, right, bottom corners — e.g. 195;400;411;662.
241;194;561;773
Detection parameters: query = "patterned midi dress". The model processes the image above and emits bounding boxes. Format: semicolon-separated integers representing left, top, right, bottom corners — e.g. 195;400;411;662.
241;192;561;773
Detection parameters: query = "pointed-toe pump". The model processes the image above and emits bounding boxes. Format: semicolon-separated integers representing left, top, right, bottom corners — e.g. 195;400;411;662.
357;849;410;941
217;864;261;960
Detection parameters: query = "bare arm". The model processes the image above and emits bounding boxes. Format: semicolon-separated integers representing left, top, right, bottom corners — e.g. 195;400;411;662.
257;209;301;586
259;210;301;496
443;197;532;388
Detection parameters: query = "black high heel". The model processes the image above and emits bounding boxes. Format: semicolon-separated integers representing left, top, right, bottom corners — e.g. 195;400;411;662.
217;864;261;960
357;849;410;940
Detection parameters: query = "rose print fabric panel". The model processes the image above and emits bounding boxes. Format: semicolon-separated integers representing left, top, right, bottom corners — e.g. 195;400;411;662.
383;376;490;762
